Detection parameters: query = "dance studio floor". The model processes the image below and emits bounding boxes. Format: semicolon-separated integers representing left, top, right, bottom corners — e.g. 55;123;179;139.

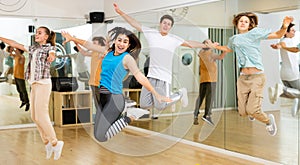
0;93;299;164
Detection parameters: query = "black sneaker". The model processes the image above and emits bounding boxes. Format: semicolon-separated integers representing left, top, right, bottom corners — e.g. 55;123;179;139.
201;116;214;126
20;102;26;108
25;103;30;111
193;118;199;125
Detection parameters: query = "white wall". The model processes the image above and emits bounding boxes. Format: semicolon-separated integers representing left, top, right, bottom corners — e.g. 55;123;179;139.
237;0;300;13
0;0;103;19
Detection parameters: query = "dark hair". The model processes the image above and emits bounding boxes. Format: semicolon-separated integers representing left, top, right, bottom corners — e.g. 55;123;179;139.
160;14;174;27
0;42;5;50
39;26;56;46
16;48;24;55
108;27;141;61
202;39;213;51
73;46;79;52
233;12;258;31
287;23;295;33
92;36;106;46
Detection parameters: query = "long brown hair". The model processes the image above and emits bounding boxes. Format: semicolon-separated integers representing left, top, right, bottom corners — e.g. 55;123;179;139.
232;12;258;31
39;26;56;46
108;27;141;61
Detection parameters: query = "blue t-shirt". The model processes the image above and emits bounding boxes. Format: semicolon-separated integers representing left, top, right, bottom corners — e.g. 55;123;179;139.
297;43;300;49
100;51;128;94
227;27;271;71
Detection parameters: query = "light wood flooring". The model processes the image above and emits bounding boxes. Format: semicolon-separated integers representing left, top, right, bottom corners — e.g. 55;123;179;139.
0;93;299;164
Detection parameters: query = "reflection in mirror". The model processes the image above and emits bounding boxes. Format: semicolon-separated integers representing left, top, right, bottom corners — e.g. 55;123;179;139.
112;2;299;165
181;53;193;65
0;17;86;128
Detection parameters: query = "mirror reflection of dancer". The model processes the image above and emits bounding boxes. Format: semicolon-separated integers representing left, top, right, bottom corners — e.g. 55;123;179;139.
114;3;211;113
0;26;64;160
269;23;300;117
0;42;9;76
193;39;227;126
76;36;106;113
62;27;171;142
211;12;293;136
9;47;30;111
270;37;300;117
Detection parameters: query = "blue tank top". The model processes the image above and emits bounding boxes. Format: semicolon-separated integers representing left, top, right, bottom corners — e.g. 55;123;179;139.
100;51;128;94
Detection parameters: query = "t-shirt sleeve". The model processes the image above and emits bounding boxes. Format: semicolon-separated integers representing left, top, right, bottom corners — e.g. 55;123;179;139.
141;26;157;41
252;27;271;40
227;36;234;50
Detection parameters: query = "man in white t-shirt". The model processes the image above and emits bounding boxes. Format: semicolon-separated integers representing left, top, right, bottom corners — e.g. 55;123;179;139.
114;4;210;113
270;23;300;117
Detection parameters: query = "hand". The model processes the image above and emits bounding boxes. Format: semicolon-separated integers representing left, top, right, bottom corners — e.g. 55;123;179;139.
282;16;294;28
153;91;172;103
270;43;281;49
113;3;121;14
47;54;55;62
61;31;73;45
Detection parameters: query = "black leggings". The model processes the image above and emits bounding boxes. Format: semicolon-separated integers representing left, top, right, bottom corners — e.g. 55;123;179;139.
94;90;131;142
193;82;216;118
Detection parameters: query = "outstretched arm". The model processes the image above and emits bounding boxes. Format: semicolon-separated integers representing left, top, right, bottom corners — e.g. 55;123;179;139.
181;40;210;48
123;55;171;103
76;43;92;57
0;37;27;52
267;16;294;39
113;3;142;32
61;31;107;54
212;51;227;60
280;42;299;53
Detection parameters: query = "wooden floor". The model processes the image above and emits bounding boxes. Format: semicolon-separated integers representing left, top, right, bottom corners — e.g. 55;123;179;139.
0;93;299;164
0;126;266;165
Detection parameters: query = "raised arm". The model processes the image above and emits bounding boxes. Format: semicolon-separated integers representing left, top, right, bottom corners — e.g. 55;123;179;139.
75;43;92;57
0;37;27;52
267;16;294;39
113;3;142;32
212;51;227;60
61;31;107;54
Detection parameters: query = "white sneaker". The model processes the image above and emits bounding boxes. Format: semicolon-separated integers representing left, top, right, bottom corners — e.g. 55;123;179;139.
268;87;275;104
53;141;64;160
127;108;149;120
125;100;137;107
266;114;277;136
179;88;188;107
273;83;283;104
291;98;299;117
45;142;53;159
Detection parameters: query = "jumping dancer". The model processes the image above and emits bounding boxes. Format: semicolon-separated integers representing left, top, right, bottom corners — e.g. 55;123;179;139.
62;27;171;142
0;26;64;160
211;12;293;136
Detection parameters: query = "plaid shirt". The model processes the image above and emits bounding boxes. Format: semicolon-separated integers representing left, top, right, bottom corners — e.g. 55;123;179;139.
25;43;56;81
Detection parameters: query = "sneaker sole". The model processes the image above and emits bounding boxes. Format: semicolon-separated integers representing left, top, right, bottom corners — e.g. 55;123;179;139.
201;117;214;126
268;114;277;136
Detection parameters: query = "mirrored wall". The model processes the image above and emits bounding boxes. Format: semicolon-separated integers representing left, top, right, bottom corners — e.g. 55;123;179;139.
0;0;299;164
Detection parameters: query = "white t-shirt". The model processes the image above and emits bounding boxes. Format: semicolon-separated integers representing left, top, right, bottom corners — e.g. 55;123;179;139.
0;49;9;73
142;26;184;84
280;37;299;81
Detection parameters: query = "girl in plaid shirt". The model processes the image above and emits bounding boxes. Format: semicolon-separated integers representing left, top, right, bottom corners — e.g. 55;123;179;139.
0;26;64;160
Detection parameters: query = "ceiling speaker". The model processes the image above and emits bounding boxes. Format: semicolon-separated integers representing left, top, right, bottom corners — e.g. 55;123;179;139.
88;12;104;23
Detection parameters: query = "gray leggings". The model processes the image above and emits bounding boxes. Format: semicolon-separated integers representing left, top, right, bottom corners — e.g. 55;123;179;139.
140;77;181;111
281;79;300;98
94;89;131;142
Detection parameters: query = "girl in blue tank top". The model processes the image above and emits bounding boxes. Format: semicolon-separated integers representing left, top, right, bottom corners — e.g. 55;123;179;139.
62;27;171;142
